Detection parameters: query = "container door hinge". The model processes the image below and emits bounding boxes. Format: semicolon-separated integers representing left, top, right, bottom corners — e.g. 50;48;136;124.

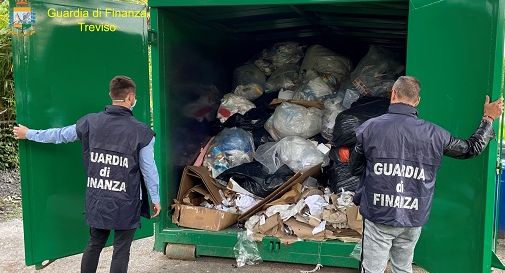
148;29;157;45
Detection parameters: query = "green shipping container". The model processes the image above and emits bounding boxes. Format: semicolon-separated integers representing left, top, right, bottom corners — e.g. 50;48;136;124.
10;0;505;272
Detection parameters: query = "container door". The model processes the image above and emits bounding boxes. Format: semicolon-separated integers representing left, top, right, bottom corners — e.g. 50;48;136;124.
407;0;504;272
10;0;151;267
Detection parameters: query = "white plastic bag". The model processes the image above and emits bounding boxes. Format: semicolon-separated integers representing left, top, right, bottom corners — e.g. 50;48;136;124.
254;136;325;174
265;102;322;141
321;96;345;140
217;93;256;123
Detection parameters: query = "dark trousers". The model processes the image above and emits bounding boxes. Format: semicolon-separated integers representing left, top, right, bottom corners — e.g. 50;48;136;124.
81;227;136;273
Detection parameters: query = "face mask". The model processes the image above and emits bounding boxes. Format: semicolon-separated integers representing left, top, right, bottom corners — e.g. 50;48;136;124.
130;99;137;110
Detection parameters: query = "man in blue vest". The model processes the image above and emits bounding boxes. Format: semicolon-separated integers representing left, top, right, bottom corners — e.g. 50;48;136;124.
349;76;503;273
13;75;160;273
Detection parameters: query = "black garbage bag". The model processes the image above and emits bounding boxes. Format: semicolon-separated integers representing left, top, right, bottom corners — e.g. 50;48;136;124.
217;161;294;198
332;96;389;147
324;160;360;192
222;108;272;131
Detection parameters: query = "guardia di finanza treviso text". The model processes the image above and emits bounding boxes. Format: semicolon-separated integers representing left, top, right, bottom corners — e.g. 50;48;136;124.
47;8;147;32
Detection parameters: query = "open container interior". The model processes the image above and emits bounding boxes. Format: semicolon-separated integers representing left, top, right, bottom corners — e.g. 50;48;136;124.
157;2;409;214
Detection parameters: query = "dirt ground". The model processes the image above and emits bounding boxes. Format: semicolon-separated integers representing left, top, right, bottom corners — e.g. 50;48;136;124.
0;169;503;273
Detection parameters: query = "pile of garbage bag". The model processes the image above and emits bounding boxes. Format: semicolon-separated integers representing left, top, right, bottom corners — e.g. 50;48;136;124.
172;41;405;267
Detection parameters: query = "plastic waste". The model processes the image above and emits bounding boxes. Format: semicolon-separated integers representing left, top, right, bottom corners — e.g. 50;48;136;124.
265;102;323;141
347;46;404;97
217;161;294;198
233;64;266;100
293;77;334;101
265;64;301;92
204;128;255;178
217;94;256;123
234;231;262;267
255;136;326;174
321;96;345;141
350;241;362;261
278;89;295;100
332;96;390;147
254;42;304;76
300;45;351;89
342;89;360;109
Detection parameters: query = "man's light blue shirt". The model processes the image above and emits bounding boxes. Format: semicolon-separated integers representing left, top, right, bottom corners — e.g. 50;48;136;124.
26;124;160;204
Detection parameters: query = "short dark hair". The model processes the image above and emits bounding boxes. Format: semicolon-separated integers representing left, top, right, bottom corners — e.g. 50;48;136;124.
109;75;136;100
393;76;420;101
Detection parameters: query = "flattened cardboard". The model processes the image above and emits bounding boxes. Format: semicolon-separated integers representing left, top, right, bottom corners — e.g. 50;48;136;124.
258;213;282;234
265;183;302;207
238;165;321;222
172;203;238;231
285;218;325;240
346;205;363;234
270;99;324;109
177;166;225;205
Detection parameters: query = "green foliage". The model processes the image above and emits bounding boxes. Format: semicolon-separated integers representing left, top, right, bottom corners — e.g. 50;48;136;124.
0;1;17;170
0;126;18;170
0;1;8;31
0;1;14;121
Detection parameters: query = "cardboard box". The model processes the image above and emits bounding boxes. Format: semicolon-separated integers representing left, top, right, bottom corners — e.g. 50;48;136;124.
172;203;238;231
173;166;237;231
177;166;226;205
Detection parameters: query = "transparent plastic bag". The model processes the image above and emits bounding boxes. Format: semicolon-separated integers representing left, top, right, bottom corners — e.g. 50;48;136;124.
321;96;344;141
293;77;334;101
265;102;323;141
350;241;362;261
254;42;304;76
217;93;256;123
234;231;262;267
233;64;266;100
204;128;255;178
342;89;360;109
255;136;325;174
348;46;404;97
265;64;301;92
300;45;351;89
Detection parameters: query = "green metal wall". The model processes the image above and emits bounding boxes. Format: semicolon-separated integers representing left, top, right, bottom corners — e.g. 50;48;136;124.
407;0;504;272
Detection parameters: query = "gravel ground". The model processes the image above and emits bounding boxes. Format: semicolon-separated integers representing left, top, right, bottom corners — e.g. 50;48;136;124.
0;170;22;221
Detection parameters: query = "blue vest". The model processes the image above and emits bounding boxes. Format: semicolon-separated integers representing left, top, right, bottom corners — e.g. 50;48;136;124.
355;103;450;227
76;105;154;230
